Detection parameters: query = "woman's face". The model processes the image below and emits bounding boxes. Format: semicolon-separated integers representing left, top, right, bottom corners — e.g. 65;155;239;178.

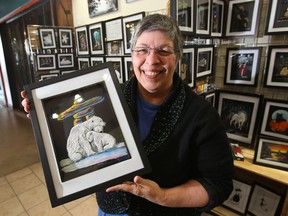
132;30;178;97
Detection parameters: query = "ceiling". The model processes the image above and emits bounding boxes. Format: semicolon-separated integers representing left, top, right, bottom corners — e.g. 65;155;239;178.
0;0;41;24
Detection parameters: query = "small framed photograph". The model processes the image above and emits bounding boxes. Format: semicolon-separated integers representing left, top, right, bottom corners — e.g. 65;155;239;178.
265;0;288;34
88;0;118;18
196;0;211;36
105;17;123;42
254;137;288;171
179;46;195;87
75;26;89;55
58;28;73;48
88;22;105;55
260;99;288;141
264;45;288;88
37;54;56;70
217;90;262;145
248;184;282;216
39;73;59;81
196;46;213;78
24;62;151;207
106;57;124;83
225;0;261;37
39;28;56;49
124;56;134;81
77;57;90;70
211;0;224;37
58;53;74;69
90;57;104;66
224;47;262;86
106;41;124;56
204;91;216;107
223;179;252;215
61;70;76;75
122;12;145;54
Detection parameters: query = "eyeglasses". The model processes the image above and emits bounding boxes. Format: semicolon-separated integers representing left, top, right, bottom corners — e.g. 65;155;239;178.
132;47;177;57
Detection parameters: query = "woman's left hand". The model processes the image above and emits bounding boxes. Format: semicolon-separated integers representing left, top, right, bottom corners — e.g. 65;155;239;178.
106;176;167;206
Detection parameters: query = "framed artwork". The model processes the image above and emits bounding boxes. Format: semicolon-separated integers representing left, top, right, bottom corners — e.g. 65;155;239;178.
248;184;282;216
77;57;90;70
61;70;76;75
224;47;262;86
223;179;252;215
88;22;105;55
204;91;216;107
265;0;288;34
75;26;89;56
88;0;118;18
217;90;262;145
105;17;123;42
90;57;104;66
39;73;58;81
124;56;134;81
260;99;288;141
179;46;195;87
105;57;124;83
39;28;56;49
211;0;224;37
264;45;288;88
170;0;194;34
58;28;73;48
106;41;124;56
23;62;151;207
196;46;213;78
196;0;211;36
254;137;288;171
58;53;74;69
225;0;261;37
37;54;56;71
122;12;145;54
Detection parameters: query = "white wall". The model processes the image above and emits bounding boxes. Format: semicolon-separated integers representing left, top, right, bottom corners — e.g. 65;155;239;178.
72;0;168;27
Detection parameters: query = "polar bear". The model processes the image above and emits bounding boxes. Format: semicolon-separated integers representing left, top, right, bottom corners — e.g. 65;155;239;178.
67;116;106;162
86;131;116;153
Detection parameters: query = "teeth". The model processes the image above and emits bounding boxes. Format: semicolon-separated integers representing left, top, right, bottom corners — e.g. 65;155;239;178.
144;71;158;76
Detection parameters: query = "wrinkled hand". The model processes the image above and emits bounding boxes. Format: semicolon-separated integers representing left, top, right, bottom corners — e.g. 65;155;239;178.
106;176;167;206
21;91;31;119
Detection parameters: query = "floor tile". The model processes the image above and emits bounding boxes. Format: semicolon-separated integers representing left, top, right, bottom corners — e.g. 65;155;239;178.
0;197;25;216
28;200;68;216
5;167;32;183
30;162;46;183
69;196;98;216
10;173;42;195
0;182;15;204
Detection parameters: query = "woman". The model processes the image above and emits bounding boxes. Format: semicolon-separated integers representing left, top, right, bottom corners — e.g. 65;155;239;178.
22;14;234;216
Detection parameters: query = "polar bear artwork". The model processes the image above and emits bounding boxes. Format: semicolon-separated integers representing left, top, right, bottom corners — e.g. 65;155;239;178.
66;115;116;162
86;131;116;153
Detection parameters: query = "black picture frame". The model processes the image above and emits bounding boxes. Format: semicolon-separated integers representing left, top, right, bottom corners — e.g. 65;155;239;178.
37;54;56;71
179;46;195;87
90;56;105;66
88;0;118;18
105;57;124;83
211;0;224;37
77;57;90;70
122;12;145;54
75;26;89;56
24;62;151;207
106;41;124;56
58;28;73;48
196;0;211;36
58;53;74;69
217;90;262;146
124;56;134;81
88;22;105;55
264;45;288;88
39;28;56;49
105;17;123;42
265;0;288;35
225;0;261;37
196;46;214;78
224;47;262;86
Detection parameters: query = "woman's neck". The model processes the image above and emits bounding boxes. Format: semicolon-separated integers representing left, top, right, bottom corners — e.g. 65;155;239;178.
138;84;173;105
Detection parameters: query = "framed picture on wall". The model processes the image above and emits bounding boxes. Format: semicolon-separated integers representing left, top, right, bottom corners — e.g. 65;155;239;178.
23;62;151;207
265;0;288;34
259;99;288;141
179;46;195;87
37;54;56;70
196;0;211;36
224;47;262;86
211;0;224;37
223;179;252;215
124;56;134;81
39;28;56;49
58;53;74;69
122;12;145;54
39;73;59;81
88;0;118;18
225;0;261;37
106;41;124;56
217;90;262;146
75;26;89;55
105;17;123;42
248;184;282;216
58;28;73;48
90;57;105;66
88;22;105;55
106;57;124;83
254;137;288;171
196;46;213;78
77;57;90;70
264;45;288;88
170;0;194;34
204;91;216;107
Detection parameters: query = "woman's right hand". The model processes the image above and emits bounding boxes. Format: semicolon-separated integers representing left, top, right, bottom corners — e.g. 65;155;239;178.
21;91;31;119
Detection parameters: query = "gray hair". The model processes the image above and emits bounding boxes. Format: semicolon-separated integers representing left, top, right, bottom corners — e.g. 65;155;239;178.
130;14;183;61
